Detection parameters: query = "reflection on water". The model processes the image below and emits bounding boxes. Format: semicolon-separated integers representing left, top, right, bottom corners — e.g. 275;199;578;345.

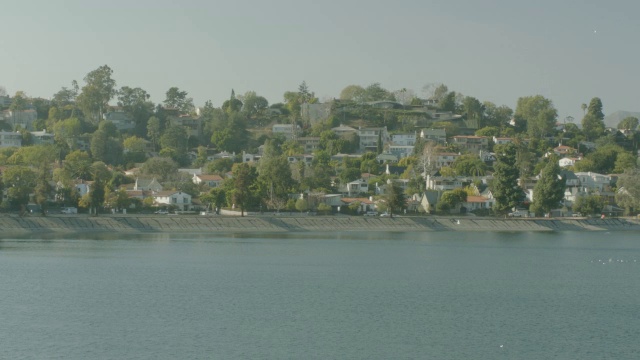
1;231;639;359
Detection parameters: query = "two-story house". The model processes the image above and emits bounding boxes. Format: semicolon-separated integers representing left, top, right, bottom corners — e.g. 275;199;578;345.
153;191;192;211
0;131;22;147
451;136;489;152
420;128;447;144
358;127;389;153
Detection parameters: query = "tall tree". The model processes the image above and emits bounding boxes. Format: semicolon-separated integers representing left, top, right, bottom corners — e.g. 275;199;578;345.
240;91;268;117
117;86;154;136
2;166;37;215
615;168;640;214
232;162;257;217
581;97;605;141
514;95;557;139
9;91;29;111
384;181;405;218
438;92;457;112
76;65;117;123
530;157;565;216
492;143;524;214
147;116;161;150
339;85;365;102
257;154;295;210
163;87;194;113
34;160;53;215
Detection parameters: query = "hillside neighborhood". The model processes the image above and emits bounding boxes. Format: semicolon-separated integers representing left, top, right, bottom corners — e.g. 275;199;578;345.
1;66;640;218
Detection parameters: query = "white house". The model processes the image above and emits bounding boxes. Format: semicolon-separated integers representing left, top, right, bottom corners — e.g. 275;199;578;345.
462;195;495;211
358;126;389;152
559;157;581;168
272;124;300;139
342;178;369;196
574;172;612;192
134;178;163;192
0;131;22;147
391;133;416;146
425;175;472;191
153;191;192;211
193;174;223;188
435;152;461;168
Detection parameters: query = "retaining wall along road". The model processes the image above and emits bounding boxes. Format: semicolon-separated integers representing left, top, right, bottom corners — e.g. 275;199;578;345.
0;215;639;234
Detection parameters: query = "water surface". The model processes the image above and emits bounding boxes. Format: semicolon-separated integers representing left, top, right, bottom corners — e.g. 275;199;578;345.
1;231;639;359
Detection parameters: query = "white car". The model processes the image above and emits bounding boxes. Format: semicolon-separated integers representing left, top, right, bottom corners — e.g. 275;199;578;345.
364;211;377;216
155;210;169;215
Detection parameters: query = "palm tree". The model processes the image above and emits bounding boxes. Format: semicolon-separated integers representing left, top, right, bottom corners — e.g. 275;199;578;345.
581;103;587;115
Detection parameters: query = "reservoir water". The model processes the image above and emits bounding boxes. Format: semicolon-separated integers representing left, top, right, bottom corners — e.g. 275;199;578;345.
1;231;639;359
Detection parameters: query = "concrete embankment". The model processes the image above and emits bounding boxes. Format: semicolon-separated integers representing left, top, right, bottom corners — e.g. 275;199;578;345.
0;215;639;234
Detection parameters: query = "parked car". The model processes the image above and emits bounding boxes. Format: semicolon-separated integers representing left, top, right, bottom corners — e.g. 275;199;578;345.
508;210;528;217
364;211;378;216
61;207;77;214
380;212;390;217
155;210;169;215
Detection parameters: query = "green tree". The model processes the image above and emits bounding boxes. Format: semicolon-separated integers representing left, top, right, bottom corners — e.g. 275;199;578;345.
62;150;93;181
438;92;457;112
232;162;257;216
205;158;234;175
452;154;487;176
617;117;639;131
257;154;295;209
530;157;565;216
147;116;161;150
141;157;178;182
53;117;83;150
615;168;640;214
581;97;605;141
117;86;154;136
163;87;194;113
384;181;405;217
483;102;513;128
200;187;227;214
361;83;395;102
240;91;268;117
437;188;467;213
514;95;557;139
492;143;524;214
2;166;37;214
76;65;117;122
339;85;365;102
9;91;29;112
34;160;53;215
573;194;604;217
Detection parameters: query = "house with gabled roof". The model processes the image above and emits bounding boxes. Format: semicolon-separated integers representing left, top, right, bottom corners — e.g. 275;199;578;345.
420;190;441;214
420;128;447;144
193;174;224;188
134;178;163;192
553;144;577;156
153;190;192;211
340;197;375;213
462;195;495;212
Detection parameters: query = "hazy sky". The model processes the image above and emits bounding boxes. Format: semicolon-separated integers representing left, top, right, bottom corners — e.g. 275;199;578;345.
1;0;638;121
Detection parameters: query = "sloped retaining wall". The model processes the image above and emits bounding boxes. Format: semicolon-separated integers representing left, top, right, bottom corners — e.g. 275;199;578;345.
0;215;639;234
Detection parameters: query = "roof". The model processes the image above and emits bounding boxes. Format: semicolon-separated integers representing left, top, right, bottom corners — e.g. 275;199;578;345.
341;197;373;205
465;196;490;203
153;191;190;197
197;174;223;181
